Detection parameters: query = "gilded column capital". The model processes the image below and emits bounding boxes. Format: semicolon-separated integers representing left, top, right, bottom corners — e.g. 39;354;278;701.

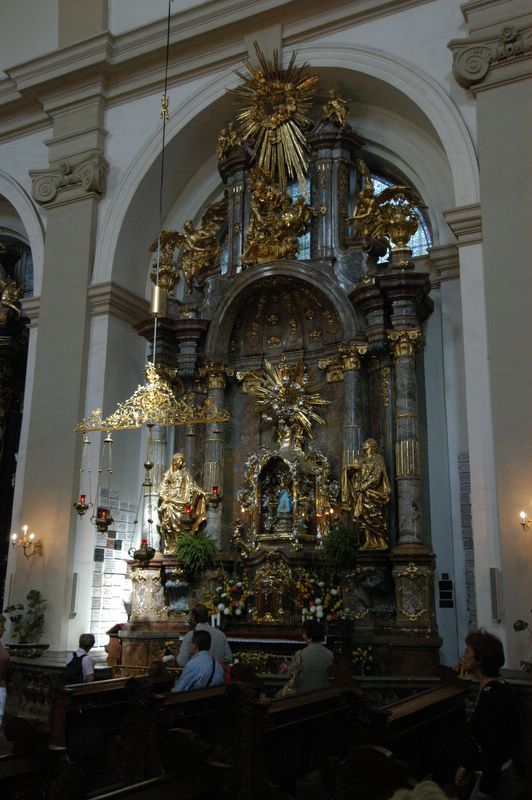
30;151;109;206
199;362;228;391
388;328;423;358
339;342;368;371
448;24;532;90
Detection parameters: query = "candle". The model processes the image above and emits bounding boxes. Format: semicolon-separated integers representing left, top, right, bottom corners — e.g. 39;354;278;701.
80;494;86;504
22;524;28;535
11;532;17;542
29;532;35;542
141;539;148;546
520;511;526;521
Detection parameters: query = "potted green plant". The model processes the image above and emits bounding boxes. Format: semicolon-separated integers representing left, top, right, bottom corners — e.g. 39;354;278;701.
323;517;359;576
174;530;217;582
4;589;47;643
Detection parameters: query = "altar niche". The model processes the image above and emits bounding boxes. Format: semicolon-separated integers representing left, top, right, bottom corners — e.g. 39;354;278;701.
129;49;442;677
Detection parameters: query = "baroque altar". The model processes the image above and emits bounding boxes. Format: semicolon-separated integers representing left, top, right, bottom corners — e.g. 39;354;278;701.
122;47;440;677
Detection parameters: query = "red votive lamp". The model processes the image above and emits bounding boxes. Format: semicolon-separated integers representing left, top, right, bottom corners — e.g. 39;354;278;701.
80;494;86;504
212;485;219;495
185;504;192;515
141;539;148;546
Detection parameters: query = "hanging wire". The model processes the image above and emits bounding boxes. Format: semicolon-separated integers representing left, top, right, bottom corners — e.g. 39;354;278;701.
152;0;173;361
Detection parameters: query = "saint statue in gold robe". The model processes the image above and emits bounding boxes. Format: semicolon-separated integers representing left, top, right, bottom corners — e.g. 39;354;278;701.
342;438;391;550
158;453;207;552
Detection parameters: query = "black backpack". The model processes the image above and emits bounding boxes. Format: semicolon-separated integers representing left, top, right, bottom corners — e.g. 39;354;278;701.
63;652;86;684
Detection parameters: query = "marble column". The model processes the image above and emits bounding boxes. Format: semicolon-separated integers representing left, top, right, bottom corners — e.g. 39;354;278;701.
388;328;424;547
340;343;367;466
202;363;227;549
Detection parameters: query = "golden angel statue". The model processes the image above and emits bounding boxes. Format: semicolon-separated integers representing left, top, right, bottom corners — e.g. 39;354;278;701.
158;453;207;553
322;89;350;128
150;199;227;294
342;438;392;550
216;122;243;161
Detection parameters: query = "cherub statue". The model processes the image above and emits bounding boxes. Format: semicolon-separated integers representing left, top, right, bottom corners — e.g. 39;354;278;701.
322;89;350;128
348;159;385;242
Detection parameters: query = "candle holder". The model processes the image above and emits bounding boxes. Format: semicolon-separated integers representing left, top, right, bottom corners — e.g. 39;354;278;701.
73;494;91;517
11;525;43;559
129;539;156;565
520;511;531;532
207;486;223;508
94;506;114;532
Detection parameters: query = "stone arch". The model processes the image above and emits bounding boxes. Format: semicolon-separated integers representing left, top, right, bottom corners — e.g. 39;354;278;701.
0;171;44;294
204;261;360;363
96;44;478;295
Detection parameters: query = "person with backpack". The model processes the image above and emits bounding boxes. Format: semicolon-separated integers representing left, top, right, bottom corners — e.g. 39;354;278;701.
171;630;224;692
64;633;96;684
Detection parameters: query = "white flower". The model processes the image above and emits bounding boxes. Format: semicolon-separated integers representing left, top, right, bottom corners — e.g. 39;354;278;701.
235;608;242;616
315;598;322;605
236;581;242;587
316;607;324;619
310;605;316;613
218;603;225;611
216;586;223;592
330;589;337;596
221;592;228;598
319;581;325;587
224;608;230;615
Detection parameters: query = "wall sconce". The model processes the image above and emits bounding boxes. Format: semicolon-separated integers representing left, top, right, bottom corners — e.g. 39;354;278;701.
11;525;43;558
520;511;531;532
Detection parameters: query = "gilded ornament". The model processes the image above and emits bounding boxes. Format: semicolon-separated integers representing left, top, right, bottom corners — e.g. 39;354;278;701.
322;89;350;128
232;45;318;190
241;167;325;266
267;313;279;325
267;335;281;347
388;328;423;358
151;199;227;294
347;159;423;252
75;362;230;432
0;278;23;317
237;358;329;451
216;121;243;160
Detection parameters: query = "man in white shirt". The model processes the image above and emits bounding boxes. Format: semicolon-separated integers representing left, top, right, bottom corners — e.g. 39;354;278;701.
177;604;232;668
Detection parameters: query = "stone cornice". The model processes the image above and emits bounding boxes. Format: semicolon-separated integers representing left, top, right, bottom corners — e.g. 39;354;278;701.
443;204;483;247
88;282;149;325
427;244;460;283
448;22;532;91
20;296;40;328
30;151;108;207
0;0;429;139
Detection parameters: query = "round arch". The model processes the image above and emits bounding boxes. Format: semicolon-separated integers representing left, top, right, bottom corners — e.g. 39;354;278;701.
94;44;478;294
204;261;360;362
0;171;44;295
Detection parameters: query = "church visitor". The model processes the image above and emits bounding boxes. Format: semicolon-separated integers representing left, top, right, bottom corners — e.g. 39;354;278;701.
454;628;524;800
64;633;96;683
282;619;333;695
172;630;224;692
389;780;449;799
0;614;9;728
177;603;232;668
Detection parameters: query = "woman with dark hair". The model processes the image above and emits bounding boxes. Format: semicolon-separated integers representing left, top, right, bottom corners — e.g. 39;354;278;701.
455;629;524;799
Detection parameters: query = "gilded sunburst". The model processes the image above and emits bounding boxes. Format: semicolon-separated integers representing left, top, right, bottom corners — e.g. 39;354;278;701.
232;45;318;190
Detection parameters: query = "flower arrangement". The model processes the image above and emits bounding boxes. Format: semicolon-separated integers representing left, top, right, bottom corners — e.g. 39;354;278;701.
213;574;251;619
294;570;343;622
4;589;47;643
352;645;374;675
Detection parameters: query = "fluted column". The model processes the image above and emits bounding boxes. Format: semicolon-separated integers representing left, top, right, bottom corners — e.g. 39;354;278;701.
202;363;227;549
389;328;424;547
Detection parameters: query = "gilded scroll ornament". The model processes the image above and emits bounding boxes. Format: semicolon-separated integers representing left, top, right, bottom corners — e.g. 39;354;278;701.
348;159;423;251
150;199;227;294
232;45;318;190
322;89;350;128
393;562;429;623
241;167;325;266
342;438;392;550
